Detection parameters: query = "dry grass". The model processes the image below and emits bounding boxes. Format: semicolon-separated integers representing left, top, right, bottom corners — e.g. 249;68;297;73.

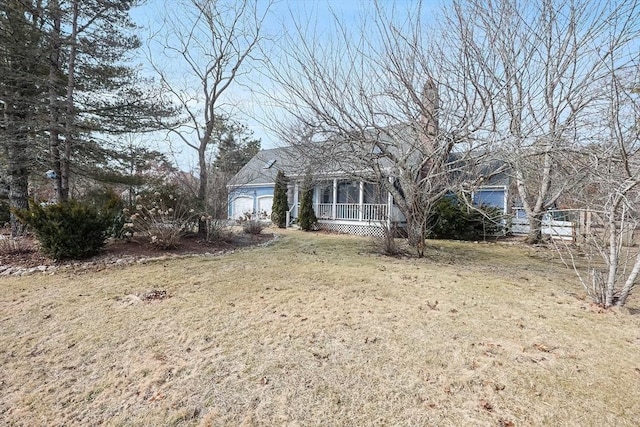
1;230;640;426
0;236;36;255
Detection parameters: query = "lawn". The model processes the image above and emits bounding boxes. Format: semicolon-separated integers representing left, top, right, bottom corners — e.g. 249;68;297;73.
1;230;640;426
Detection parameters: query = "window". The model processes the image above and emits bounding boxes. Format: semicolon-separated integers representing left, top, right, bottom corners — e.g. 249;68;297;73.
363;183;386;204
473;189;505;211
263;159;276;169
319;181;333;203
337;180;359;203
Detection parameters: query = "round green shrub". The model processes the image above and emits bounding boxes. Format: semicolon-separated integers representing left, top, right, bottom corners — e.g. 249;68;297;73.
14;200;111;259
82;187;126;238
429;196;502;240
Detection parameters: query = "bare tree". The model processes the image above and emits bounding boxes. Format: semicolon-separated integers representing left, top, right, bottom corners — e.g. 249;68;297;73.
559;65;640;308
263;2;490;256
445;0;640;243
148;0;269;234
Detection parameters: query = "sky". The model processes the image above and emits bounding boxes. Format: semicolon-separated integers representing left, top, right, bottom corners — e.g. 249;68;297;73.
129;0;441;171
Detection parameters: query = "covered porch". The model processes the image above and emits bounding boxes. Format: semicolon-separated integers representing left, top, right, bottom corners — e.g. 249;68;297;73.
289;178;405;232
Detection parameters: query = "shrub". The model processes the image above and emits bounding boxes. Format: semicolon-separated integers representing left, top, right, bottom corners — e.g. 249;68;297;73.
242;219;268;235
126;191;197;249
372;223;402;256
271;170;289;228
298;179;317;231
429;196;502;241
206;218;235;242
0;235;35;255
14;200;111;259
82;187;126;238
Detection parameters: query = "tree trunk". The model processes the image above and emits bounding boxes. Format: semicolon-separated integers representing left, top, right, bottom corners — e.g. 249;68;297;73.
525;213;544;244
605;205;620;307
7;134;29;237
48;0;63;201
407;220;425;257
616;251;640;307
197;146;208;236
406;199;428;258
61;0;79;202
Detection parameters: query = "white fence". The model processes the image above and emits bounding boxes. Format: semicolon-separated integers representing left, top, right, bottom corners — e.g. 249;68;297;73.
511;209;575;240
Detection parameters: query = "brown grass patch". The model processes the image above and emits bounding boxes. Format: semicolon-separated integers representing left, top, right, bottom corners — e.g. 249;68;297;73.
1;230;639;426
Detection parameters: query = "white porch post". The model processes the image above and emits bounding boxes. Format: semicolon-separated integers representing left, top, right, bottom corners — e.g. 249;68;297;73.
293;181;299;219
332;179;337;219
387;176;393;228
503;186;508;215
358;181;364;221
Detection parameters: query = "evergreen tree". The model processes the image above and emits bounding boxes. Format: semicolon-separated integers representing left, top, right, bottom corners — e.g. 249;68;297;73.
271;170;288;228
213;118;260;175
207;117;260;220
44;0;177;200
0;1;48;235
1;1;177;238
298;178;317;231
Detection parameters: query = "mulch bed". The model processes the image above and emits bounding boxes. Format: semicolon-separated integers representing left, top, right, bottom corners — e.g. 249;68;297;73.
0;231;274;272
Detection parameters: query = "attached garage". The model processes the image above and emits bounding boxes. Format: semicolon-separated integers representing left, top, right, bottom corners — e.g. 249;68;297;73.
232;196;254;219
257;195;273;217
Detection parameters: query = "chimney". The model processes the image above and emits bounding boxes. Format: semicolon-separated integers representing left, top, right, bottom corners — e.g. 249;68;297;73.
422;78;439;139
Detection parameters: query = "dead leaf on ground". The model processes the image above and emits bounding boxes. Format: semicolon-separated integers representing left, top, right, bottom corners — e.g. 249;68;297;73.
533;343;554;353
479;398;493;412
141;289;169;301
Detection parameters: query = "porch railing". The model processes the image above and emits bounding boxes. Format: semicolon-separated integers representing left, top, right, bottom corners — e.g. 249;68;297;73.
313;203;388;221
336;203;360;220
315;203;333;219
362;203;388;221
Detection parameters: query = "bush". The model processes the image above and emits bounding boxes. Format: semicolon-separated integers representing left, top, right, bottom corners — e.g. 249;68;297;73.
206;218;234;242
82;187;126;238
372;223;402;256
126;191;197;249
298;179;317;231
242;219;268;235
14;200;111;259
0;236;35;255
429;196;502;241
271;170;289;228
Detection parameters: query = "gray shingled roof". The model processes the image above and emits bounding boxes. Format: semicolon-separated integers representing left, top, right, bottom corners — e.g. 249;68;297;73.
227;147;302;187
229;137;509;188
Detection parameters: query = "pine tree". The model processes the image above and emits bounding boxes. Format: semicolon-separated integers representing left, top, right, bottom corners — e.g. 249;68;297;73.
0;1;48;235
298;178;317;231
213;119;261;175
45;0;177;200
208;117;260;220
271;170;288;228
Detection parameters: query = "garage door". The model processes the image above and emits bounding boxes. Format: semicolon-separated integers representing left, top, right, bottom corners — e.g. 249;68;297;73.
232;196;254;219
258;196;273;217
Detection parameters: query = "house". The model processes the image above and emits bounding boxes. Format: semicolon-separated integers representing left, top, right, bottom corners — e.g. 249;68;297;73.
227;144;511;237
228;80;511;237
227;147;299;221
